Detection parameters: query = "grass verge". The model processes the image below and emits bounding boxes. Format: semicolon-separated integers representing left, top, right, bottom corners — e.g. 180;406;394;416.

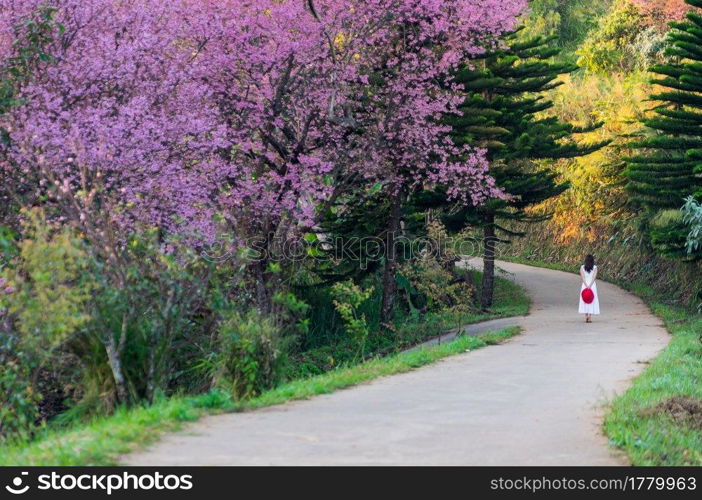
500;256;702;465
0;326;520;466
603;288;702;466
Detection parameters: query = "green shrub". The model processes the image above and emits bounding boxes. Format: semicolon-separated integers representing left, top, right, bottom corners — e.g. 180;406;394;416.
682;196;702;255
0;335;40;444
400;257;474;314
398;220;474;315
0;208;92;442
70;230;215;414
576;0;668;73
522;0;612;54
331;280;375;360
4;210;93;348
577;1;645;72
209;309;287;399
293;276;382;350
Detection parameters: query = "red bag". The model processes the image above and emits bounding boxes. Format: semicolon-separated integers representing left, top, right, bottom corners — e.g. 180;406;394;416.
581;287;594;304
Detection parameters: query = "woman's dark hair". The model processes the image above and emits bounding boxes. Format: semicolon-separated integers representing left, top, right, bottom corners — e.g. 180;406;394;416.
584;254;595;273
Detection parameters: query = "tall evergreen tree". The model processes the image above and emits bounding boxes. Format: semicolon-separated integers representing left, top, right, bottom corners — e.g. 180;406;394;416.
437;31;607;309
626;0;702;259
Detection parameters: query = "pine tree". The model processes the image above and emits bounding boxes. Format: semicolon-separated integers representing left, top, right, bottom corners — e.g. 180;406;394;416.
311;188;389;284
437;31;607;309
626;0;702;259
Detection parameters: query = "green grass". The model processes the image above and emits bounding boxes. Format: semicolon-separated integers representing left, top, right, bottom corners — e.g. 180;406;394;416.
500;256;702;466
0;326;520;466
466;267;530;317
603;294;702;466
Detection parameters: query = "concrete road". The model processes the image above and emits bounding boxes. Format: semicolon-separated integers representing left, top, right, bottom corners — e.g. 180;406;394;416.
123;260;669;465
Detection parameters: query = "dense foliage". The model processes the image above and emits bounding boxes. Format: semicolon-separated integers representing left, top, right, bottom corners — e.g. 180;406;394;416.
505;0;702;276
3;0;702;456
625;0;702;259
432;31;607;307
0;0;527;442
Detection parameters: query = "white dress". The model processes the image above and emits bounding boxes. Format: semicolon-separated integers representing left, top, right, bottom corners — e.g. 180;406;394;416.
579;265;600;315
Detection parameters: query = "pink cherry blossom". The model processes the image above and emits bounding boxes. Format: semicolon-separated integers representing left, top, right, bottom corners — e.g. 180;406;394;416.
1;0;525;248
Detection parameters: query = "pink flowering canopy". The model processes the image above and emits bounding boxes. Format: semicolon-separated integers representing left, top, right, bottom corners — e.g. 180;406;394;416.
0;0;525;243
1;0;229;240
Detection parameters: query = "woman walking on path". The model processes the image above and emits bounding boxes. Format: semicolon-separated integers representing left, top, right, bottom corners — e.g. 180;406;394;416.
579;254;600;323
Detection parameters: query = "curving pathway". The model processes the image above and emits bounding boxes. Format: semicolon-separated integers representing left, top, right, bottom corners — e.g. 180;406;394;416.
123;260;669;465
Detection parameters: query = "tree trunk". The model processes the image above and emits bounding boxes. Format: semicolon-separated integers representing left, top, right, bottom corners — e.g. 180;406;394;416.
105;339;129;404
146;335;157;403
481;215;497;310
250;231;279;314
380;190;403;324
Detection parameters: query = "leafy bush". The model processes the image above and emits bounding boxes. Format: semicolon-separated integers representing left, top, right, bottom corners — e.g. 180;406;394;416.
683;196;702;255
208;310;287;399
70;230;216;414
3;210;93;349
648;209;695;260
577;0;669;73
331;280;375;360
522;0;612;53
0;209;92;442
0;335;40;444
400;258;473;313
293;276;382;351
399;220;474;315
577;1;646;72
629;26;668;66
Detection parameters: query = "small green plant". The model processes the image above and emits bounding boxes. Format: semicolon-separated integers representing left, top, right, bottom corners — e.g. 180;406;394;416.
210;309;286;399
521;0;611;52
331;280;374;360
400;258;474;314
272;290;310;337
648;209;699;260
0;335;40;444
5;210;93;349
399;221;474;315
682;196;702;255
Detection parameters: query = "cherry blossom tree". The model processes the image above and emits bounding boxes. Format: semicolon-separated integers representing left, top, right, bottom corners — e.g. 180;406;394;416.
1;0;228;245
187;0;525;311
0;0;231;403
1;0;525;313
0;0;528;410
